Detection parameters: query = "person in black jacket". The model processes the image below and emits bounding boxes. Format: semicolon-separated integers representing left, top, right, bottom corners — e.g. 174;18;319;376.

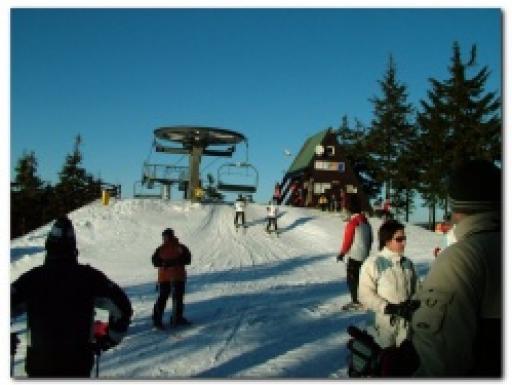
11;216;133;378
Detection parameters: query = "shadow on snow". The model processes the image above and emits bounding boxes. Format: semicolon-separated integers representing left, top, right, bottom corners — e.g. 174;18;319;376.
99;254;360;378
11;246;45;262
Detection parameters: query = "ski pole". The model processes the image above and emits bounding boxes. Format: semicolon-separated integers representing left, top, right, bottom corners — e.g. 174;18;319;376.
93;320;108;378
10;353;14;377
10;332;19;378
95;350;101;378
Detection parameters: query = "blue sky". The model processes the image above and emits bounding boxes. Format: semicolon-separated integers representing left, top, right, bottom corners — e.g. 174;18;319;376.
10;7;502;222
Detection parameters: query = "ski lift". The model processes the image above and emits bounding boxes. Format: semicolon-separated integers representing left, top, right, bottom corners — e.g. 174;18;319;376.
141;162;188;186
217;161;259;193
133;180;164;199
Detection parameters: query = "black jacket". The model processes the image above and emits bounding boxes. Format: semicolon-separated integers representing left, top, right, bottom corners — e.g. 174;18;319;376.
11;258;133;377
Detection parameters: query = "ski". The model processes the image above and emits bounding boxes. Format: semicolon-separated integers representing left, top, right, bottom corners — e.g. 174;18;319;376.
265;228;279;237
341;303;365;312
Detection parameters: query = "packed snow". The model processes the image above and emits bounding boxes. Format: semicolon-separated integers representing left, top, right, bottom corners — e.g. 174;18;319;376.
10;199;443;379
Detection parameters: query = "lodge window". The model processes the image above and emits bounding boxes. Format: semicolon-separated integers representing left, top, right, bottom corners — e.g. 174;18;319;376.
346;184;358;193
314;183;331;194
314;160;339;171
326;146;335;156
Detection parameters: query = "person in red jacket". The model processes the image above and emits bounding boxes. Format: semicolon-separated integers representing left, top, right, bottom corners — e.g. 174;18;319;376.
151;228;192;329
336;193;373;310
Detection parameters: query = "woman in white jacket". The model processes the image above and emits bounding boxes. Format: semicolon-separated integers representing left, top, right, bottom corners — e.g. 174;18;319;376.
358;219;419;348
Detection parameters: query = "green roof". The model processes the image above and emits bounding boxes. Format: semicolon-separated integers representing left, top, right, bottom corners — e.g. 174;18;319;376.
286;129;329;175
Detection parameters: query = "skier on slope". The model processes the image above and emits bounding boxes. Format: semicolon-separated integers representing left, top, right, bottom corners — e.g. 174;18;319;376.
336;193;373;310
266;199;279;233
234;194;246;228
151;228;192;329
10;216;133;377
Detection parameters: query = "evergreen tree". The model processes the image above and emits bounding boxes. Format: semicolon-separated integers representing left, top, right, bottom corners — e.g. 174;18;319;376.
11;151;44;237
55;135;101;213
335;115;380;200
415;77;450;229
443;42;501;164
366;55;417;212
13;151;43;192
415;42;501;228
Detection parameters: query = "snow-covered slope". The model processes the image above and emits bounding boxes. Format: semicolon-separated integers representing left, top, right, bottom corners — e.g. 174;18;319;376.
10;199;442;378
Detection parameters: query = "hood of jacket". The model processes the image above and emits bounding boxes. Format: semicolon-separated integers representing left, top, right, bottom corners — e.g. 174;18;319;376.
454;211;500;241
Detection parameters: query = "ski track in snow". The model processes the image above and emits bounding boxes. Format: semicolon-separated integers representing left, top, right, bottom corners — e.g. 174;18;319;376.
10;199;441;378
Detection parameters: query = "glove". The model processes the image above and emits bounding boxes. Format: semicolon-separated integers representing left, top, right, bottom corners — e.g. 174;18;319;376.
347;326;382;377
151;254;163;267
384;300;421;321
336;253;345;262
11;332;19;356
93;320;117;352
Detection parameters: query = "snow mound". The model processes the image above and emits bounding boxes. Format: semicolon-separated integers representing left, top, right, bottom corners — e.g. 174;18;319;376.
11;199;442;378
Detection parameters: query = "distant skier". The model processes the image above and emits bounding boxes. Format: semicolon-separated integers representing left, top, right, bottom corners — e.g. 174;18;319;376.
273;182;282;203
10;216;133;377
151;228;192;329
336;193;373;310
266;200;279;233
234;195;246;228
433;213;456;258
318;194;328;211
382;197;393;220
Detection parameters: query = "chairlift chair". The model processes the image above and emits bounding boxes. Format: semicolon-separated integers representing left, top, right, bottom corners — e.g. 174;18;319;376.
217;162;259;193
133;180;164;199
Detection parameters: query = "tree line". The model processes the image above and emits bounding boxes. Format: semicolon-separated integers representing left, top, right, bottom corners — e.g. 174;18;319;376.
335;42;501;227
11;135;103;239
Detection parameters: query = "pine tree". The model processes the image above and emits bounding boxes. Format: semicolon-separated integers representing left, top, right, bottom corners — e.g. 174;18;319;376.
55;135;101;213
415;42;501;228
366;55;417;214
11;151;44;237
415;77;450;229
335;115;380;200
443;42;501;164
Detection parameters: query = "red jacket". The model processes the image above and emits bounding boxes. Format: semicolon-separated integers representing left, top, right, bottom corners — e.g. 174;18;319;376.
340;213;373;262
152;239;191;282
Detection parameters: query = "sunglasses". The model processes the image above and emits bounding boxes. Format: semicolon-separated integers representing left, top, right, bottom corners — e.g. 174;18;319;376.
393;236;407;243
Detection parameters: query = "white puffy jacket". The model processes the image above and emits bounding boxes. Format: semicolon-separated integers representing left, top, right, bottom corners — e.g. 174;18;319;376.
358;247;418;347
234;200;245;212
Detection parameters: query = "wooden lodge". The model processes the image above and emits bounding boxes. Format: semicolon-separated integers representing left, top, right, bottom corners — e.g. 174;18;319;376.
278;128;372;213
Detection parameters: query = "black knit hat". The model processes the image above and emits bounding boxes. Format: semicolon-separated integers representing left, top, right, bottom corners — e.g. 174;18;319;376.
45;216;77;260
448;159;501;213
162;228;174;238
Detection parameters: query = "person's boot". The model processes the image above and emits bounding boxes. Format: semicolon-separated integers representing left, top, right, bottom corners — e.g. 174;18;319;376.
152;305;164;329
170;314;191;327
170;295;190;327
